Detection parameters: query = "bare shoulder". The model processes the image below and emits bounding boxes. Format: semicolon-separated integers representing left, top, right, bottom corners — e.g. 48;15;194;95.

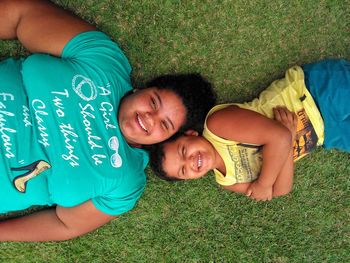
206;105;241;133
207;104;287;145
207;105;264;141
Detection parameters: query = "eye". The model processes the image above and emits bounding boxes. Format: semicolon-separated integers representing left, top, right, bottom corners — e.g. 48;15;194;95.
151;97;157;109
161;120;168;130
182;146;185;156
182;166;185;176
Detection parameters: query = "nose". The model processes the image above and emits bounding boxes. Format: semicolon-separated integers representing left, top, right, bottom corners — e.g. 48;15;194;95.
183;153;196;170
144;111;157;127
146;109;164;129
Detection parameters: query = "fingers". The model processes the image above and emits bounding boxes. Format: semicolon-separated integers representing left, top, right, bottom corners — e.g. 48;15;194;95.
273;106;297;131
292;111;297;127
250;195;269;202
246;189;252;197
248;191;271;201
273;107;282;122
274;106;287;121
274;106;292;121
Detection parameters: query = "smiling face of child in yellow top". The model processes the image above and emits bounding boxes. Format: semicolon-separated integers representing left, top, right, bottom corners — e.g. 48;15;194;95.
162;132;224;180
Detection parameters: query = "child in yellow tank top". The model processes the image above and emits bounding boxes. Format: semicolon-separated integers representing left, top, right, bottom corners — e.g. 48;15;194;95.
148;59;350;201
203;65;324;187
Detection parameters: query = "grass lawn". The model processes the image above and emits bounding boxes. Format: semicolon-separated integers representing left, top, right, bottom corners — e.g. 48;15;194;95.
1;0;349;262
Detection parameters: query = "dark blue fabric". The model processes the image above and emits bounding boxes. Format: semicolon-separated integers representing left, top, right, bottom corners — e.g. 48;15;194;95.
303;59;350;151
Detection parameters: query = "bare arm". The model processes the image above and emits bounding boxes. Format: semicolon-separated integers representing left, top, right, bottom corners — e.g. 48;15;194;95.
271;106;297;196
0;200;116;241
0;0;96;57
207;105;292;201
221;150;293;198
220;106;297;199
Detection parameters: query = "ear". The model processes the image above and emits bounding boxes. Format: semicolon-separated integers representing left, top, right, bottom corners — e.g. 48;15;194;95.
184;129;199;136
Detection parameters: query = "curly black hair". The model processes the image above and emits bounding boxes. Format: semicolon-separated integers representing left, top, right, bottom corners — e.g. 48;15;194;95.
145;73;217;133
146;136;184;182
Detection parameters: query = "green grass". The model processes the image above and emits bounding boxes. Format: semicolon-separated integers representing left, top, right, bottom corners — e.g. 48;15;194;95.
1;0;349;262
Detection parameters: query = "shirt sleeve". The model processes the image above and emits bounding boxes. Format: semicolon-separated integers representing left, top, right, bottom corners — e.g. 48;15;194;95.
61;31;132;82
91;171;146;215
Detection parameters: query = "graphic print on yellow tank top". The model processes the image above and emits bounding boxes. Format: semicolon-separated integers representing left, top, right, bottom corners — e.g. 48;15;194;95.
226;144;263;183
293;108;319;161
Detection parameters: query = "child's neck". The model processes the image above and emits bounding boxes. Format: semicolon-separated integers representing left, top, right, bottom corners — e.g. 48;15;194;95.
214;149;226;175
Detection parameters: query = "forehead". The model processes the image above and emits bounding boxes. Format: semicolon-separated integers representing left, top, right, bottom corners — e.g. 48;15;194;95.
162;138;182;178
150;88;182;104
154;88;186;125
163;138;180;161
140;87;184;108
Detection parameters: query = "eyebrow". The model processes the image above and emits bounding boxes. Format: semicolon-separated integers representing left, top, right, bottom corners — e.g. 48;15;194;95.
153;91;175;130
177;143;182;178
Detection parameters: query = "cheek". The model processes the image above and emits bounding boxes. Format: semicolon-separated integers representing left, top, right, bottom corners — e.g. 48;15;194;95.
137;98;149;108
155;129;172;140
128;95;148;110
153;123;172;137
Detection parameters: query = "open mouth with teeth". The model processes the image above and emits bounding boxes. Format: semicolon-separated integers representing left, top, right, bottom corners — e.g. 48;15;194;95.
137;114;148;133
197;153;202;170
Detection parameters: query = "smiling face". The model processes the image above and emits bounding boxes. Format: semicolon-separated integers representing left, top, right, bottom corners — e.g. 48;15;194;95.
118;87;186;145
162;135;221;180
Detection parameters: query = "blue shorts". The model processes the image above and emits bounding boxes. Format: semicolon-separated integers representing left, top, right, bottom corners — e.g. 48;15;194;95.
303;59;350;152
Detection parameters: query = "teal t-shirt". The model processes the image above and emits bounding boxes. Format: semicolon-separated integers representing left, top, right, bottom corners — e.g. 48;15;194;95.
0;31;149;215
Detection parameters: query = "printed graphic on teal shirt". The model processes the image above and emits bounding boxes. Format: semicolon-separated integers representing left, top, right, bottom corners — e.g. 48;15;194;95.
12;160;51;193
6;64;126;196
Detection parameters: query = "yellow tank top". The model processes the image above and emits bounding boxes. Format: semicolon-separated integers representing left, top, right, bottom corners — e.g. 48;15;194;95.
203;66;324;186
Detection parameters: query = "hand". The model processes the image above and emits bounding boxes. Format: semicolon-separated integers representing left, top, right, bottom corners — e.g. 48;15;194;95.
273;106;297;142
246;181;273;201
